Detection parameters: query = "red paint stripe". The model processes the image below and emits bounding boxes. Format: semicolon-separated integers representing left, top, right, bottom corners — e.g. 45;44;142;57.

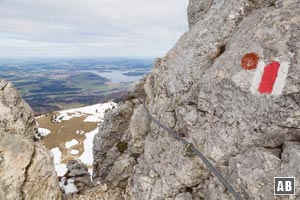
259;61;280;94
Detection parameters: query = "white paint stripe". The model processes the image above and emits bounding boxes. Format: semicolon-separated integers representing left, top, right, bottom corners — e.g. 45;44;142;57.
250;59;290;96
271;61;290;96
250;61;266;95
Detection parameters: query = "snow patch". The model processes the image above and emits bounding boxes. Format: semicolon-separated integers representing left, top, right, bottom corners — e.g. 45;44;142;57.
38;128;51;137
56;102;117;123
65;139;79;149
59;177;78;194
55;164;68;177
78;129;98;165
51;148;67;177
88;168;93;178
35;127;51;139
70;149;80;155
76;130;85;135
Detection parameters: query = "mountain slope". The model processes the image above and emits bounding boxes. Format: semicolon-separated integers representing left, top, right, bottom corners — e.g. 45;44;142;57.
91;1;300;199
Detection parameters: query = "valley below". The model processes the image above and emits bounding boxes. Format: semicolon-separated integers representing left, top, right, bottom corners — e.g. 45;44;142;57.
0;58;152;114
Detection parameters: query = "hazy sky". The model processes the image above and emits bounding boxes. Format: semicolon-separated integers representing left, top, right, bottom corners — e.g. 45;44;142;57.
0;0;189;58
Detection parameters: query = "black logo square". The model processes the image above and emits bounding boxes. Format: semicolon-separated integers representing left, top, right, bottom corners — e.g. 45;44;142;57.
274;177;295;195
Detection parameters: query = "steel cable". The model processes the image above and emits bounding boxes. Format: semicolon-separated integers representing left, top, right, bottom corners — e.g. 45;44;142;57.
138;96;244;200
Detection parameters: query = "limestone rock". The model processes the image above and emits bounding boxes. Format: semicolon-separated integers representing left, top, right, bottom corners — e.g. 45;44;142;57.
93;0;300;199
64;160;92;193
93;101;135;184
70;184;127;200
23;143;62;200
187;0;212;28
229;147;281;200
0;79;37;138
0;79;61;200
0;132;34;200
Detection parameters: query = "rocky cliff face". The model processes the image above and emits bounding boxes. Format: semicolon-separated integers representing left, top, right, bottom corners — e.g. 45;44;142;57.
0;79;61;200
93;0;300;199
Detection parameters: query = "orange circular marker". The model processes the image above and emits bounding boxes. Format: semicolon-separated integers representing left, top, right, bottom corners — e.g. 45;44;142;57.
241;53;259;70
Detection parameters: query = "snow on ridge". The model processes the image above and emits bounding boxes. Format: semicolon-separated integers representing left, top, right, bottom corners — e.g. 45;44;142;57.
56;102;117;123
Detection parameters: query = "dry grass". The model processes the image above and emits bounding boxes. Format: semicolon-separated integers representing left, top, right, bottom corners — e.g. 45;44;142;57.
37;115;98;164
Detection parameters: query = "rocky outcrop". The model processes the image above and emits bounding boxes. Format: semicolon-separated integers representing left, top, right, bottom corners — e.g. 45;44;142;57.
187;0;212;28
0;79;61;200
92;0;300;199
0;80;37;137
93;100;137;188
71;184;126;200
64;160;92;193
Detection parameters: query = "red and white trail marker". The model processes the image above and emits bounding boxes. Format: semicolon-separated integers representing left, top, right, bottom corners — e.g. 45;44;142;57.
250;60;290;95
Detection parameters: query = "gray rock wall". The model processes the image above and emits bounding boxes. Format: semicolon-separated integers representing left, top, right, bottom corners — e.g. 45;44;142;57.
93;0;300;199
0;79;61;200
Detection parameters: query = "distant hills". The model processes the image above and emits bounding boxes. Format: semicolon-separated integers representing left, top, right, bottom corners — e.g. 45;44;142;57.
0;58;152;114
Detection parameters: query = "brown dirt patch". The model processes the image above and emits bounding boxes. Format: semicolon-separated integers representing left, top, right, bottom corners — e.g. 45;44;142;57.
37;115;98;164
